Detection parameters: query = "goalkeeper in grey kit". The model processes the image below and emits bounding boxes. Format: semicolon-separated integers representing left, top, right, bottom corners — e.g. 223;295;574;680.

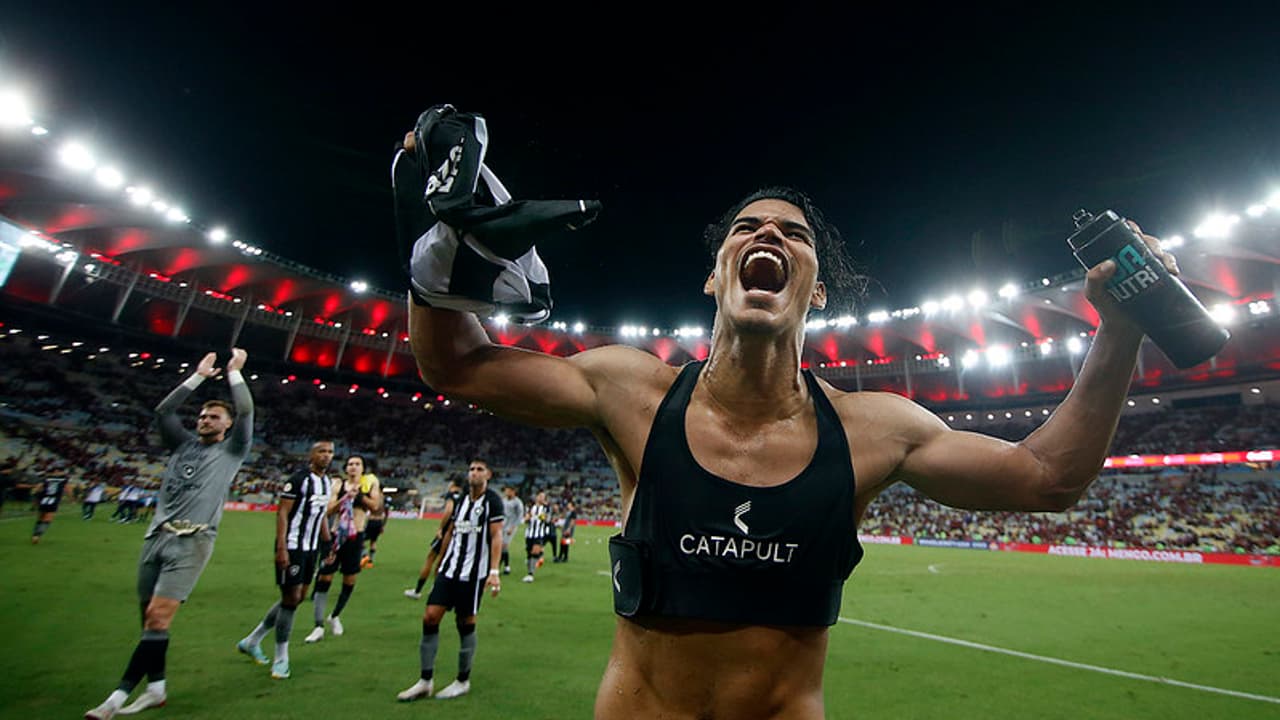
86;349;254;720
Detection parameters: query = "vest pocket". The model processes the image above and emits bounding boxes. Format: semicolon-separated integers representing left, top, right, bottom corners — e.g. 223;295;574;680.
608;534;650;617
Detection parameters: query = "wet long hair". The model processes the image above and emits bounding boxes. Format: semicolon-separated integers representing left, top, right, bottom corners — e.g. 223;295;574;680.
702;186;867;312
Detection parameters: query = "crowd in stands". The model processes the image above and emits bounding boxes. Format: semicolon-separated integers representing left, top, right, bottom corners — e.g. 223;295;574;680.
1;333;1275;554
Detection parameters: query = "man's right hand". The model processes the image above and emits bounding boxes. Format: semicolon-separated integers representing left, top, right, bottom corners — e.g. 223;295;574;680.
195;352;219;377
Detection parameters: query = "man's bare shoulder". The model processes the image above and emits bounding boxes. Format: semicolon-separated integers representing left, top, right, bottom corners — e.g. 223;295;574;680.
818;381;948;440
570;344;680;392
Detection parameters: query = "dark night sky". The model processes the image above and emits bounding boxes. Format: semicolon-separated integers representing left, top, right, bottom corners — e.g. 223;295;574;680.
3;6;1279;327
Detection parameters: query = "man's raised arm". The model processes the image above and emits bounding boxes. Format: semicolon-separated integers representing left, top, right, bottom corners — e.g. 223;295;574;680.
154;351;218;449
886;224;1175;512
224;348;254;455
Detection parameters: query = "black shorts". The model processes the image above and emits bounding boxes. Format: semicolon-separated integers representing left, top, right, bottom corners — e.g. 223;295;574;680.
366;519;385;543
276;549;318;588
525;536;548;553
38;499;61;513
426;575;486;617
319;533;364;576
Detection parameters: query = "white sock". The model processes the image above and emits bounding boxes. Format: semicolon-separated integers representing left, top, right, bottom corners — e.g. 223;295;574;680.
275;642;289;664
147;680;166;696
106;690;129;708
247;623;271;646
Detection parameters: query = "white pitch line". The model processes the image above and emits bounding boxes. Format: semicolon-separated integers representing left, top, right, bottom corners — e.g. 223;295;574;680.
838;617;1279;705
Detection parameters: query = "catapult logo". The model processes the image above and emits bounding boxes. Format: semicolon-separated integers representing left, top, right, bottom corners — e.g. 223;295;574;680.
678;500;800;565
733;501;751;534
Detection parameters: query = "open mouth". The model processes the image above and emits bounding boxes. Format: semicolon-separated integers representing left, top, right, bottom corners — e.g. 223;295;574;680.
739;246;788;293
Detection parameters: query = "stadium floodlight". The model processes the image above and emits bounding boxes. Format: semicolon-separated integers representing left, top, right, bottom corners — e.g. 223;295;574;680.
937;355;951;369
804;318;826;331
165;206;188;223
31;125;48;135
349;280;368;293
1268;190;1280;209
1208;302;1236;326
1246;204;1267;218
997;283;1018;300
637;326;648;337
572;321;585;334
1041;277;1051;286
942;294;964;312
652;328;660;337
834;315;856;328
961;349;980;369
921;300;940;316
0;89;33;127
1163;234;1184;249
207;227;228;243
1066;336;1084;355
1039;340;1053;356
1192;212;1239;240
58;141;95;171
967;289;988;309
94;166;124;189
492;313;509;327
1248;300;1271;316
151;200;169;213
128;186;154;206
985;344;1011;368
866;310;889;324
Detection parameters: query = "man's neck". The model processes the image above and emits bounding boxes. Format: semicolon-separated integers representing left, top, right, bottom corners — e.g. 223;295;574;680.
701;326;809;421
470;482;487;500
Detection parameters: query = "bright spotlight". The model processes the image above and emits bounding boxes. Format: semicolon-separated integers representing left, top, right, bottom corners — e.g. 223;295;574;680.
997;283;1018;300
0;89;33;127
1208;303;1237;326
1066;337;1084;355
207;227;228;243
1039;341;1053;356
165;206;188;223
349;280;368;293
967;289;988;309
942;295;964;312
961;349;980;369
1193;212;1240;240
866;310;889;324
1268;190;1280;209
572;322;585;334
1246;204;1267;218
31;125;48;136
986;345;1011;368
1163;234;1184;249
94;166;124;189
1248;300;1271;316
493;313;509;327
921;300;940;316
58;141;95;171
129;186;154;206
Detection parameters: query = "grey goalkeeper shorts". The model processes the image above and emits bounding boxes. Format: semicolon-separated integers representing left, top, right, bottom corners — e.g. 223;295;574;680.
137;531;216;602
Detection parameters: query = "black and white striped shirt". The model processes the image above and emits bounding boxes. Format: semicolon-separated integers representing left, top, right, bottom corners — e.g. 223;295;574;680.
526;502;552;540
439;487;504;583
280;469;333;552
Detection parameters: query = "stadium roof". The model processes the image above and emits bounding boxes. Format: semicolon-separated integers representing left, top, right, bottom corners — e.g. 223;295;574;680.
2;107;1279;405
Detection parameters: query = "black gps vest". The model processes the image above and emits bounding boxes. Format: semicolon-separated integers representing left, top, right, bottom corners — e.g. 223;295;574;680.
609;361;863;627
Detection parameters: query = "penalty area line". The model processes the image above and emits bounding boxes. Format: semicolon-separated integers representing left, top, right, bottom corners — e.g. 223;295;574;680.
837;617;1279;705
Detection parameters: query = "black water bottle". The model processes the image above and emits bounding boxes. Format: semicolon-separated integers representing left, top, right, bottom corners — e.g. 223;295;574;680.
1066;209;1229;369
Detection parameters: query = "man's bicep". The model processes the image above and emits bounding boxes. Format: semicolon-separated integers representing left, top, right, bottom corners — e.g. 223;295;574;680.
896;428;1051;511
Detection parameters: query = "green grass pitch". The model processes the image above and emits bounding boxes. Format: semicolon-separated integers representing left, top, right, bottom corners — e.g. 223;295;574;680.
2;510;1276;719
